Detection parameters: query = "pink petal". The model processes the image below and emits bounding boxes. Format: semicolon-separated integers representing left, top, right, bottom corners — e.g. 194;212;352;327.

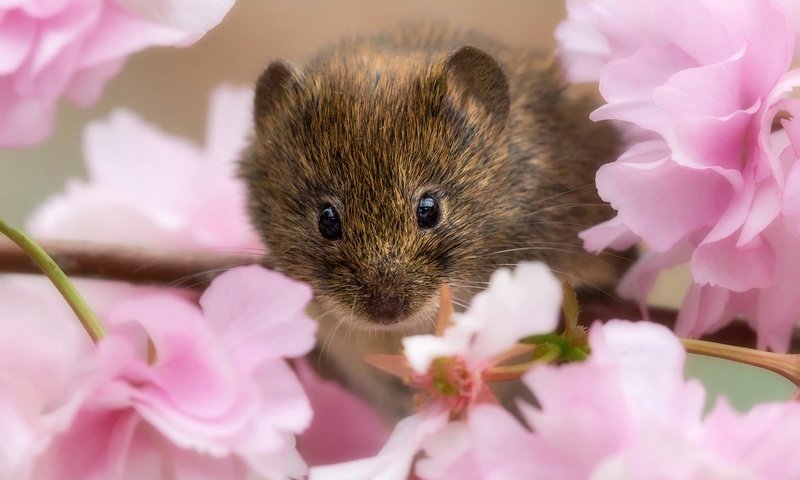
199;265;315;370
593;45;692;134
616;241;692;315
81;110;202;205
309;411;449;480
63;57;125;105
0;10;36;74
27;86;261;250
579;215;639;253
114;0;234;35
249;360;312;438
295;360;389;467
595;140;732;252
203;85;254;167
0;78;56;147
72;1;188;69
465;262;562;366
674;284;732;338
404;262;562;373
416;421;480;480
467;404;571;479
32;408;140;480
751;225;800;352
594;320;704;426
691;232;774;291
523;359;633;478
701;398;800;477
29;0;99;75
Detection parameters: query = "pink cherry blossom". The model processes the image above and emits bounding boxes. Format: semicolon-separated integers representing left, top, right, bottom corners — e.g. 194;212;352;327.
310;262;562;480
426;320;800;479
403;262;561;375
559;0;800;351
0;265;316;480
0;276;96;479
294;359;390;467
0;0;234;148
27;85;262;252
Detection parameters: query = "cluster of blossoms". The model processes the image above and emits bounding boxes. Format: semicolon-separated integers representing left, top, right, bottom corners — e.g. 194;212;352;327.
0;0;236;148
1;265;317;479
312;263;800;479
558;0;800;351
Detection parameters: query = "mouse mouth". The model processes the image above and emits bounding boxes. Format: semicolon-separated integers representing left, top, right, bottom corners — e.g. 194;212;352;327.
321;293;441;333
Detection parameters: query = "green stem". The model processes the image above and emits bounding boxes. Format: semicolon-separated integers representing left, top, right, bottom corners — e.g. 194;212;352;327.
483;344;561;382
0;218;105;343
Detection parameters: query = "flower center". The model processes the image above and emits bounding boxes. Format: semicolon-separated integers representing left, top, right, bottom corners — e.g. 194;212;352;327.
410;356;476;416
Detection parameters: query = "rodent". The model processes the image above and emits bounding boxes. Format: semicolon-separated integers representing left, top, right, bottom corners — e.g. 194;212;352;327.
240;24;624;417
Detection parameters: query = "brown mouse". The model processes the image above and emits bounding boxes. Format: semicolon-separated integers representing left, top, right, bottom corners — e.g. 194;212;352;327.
240;24;624;417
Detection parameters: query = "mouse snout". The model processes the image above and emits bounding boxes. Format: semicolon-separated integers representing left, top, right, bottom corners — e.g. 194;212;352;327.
367;293;407;325
358;263;411;324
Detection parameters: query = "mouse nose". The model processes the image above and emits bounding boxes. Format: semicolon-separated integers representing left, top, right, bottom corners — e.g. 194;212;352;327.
367;294;407;325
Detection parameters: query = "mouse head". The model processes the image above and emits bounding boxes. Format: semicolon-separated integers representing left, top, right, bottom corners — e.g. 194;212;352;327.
242;46;513;330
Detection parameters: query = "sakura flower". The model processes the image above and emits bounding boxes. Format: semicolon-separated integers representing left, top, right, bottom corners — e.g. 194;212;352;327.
310;262;563;480
432;320;800;479
559;0;800;351
28;85;262;252
29;265;316;479
0;277;96;480
0;0;234;148
294;359;390;467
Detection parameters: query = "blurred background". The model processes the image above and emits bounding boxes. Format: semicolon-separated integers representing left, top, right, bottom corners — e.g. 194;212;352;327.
0;0;794;409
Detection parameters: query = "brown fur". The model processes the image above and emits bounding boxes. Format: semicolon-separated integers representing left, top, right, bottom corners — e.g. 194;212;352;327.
240;24;624;417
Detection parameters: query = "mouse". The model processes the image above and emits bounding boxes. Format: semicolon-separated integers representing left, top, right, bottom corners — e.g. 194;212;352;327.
240;24;625;418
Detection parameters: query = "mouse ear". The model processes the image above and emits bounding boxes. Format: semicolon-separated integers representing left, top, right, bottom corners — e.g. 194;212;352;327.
254;59;302;134
443;46;510;127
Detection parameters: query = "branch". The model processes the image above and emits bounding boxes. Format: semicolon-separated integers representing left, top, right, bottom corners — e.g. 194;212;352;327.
0;238;260;288
2;238;798;351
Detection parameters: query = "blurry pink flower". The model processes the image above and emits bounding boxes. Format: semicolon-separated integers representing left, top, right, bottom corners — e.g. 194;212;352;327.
0;0;234;148
28;85;262;252
559;0;800;351
310;262;562;480
27;265;316;479
295;359;390;467
430;320;800;479
403;262;562;376
0;277;96;479
776;0;800;52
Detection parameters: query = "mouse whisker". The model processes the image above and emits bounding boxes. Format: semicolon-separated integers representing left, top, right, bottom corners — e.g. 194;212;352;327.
528;183;596;207
485;244;634;264
521;202;609;219
515;220;592;229
320;311;346;363
162;261;261;289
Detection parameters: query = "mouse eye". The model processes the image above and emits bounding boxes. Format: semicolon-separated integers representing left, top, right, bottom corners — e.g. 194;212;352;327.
318;204;342;240
416;194;440;229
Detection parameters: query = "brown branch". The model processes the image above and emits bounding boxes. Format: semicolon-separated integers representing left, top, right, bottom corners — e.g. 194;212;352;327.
2;238;799;352
579;294;800;352
0;238;260;288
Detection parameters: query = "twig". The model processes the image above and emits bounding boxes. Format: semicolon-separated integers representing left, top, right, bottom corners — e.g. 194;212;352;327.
682;338;800;386
0;238;259;287
2;238;800;351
